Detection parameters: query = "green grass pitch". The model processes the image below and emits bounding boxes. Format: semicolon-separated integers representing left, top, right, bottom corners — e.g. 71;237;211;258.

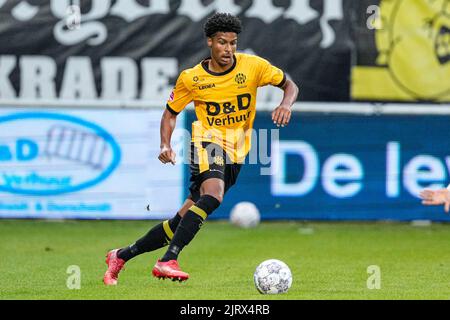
1;219;450;300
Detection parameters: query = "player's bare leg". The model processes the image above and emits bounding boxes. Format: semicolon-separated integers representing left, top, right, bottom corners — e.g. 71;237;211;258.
152;179;224;281
199;178;225;203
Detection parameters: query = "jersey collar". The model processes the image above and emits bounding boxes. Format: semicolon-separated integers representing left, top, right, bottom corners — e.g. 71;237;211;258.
201;55;237;76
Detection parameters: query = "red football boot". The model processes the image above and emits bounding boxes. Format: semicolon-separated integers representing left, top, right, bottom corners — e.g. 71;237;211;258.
103;249;126;286
152;259;189;282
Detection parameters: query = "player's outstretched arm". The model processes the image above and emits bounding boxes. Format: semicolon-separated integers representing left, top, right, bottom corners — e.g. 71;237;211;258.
419;188;450;213
272;79;299;127
159;109;178;165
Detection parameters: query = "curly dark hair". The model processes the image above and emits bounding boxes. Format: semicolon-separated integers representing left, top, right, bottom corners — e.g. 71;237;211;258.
204;13;242;38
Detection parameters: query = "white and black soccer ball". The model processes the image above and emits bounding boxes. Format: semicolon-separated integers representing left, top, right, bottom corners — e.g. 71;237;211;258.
254;259;293;294
229;202;260;228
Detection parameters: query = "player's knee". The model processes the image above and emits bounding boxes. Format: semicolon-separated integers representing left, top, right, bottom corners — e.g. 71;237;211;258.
200;184;224;203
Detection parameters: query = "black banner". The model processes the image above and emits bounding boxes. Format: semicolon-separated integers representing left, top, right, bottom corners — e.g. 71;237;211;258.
0;0;352;103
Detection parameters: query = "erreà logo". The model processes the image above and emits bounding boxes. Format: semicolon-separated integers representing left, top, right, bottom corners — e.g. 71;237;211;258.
199;84;216;90
0;112;121;196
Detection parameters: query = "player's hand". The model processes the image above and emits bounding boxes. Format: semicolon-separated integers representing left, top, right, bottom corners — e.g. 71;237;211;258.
419;189;450;213
158;145;176;165
272;104;292;128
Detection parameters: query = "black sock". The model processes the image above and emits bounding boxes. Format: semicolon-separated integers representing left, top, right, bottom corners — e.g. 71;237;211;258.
161;195;220;262
117;213;182;261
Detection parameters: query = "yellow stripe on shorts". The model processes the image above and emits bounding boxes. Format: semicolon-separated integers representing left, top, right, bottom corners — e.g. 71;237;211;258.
162;220;174;240
190;205;208;220
195;142;209;174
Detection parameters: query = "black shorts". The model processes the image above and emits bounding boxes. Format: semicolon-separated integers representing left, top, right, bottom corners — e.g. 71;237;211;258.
189;142;242;202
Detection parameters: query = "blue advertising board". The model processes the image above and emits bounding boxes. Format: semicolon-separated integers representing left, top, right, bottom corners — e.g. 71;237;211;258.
184;111;450;221
2;107;450;222
0;108;185;219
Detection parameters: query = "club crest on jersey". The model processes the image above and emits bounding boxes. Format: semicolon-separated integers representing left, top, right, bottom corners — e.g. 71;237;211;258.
213;156;225;166
235;73;247;85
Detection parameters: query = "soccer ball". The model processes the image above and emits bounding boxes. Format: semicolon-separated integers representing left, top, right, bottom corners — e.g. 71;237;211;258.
229;202;260;228
254;259;293;294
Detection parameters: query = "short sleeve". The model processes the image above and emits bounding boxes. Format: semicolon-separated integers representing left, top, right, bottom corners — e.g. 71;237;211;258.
166;72;193;115
257;58;286;88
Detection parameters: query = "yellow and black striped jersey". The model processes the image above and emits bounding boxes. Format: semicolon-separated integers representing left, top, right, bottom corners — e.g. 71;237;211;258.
166;53;286;163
